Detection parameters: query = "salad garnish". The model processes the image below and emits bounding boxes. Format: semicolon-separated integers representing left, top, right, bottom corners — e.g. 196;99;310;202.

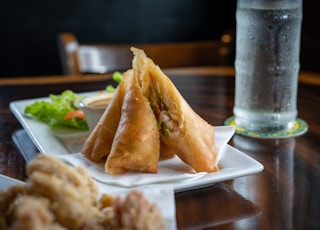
24;90;88;130
24;72;123;130
106;71;123;92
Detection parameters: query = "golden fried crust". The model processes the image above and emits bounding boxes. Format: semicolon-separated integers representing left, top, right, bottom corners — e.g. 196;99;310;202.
112;190;166;230
10;196;59;230
0;155;165;230
0;185;25;229
82;70;131;162
132;48;218;173
106;71;160;174
27;155;103;229
159;140;175;159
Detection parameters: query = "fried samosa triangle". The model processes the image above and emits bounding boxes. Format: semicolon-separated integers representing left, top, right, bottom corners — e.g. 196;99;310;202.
81;71;130;162
131;47;219;172
105;70;160;174
82;47;218;175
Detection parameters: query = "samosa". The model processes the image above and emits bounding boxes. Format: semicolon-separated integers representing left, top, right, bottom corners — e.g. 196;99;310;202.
105;70;160;174
131;47;218;172
82;71;130;162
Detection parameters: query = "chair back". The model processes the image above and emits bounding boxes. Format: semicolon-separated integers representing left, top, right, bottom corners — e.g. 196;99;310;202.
57;32;234;75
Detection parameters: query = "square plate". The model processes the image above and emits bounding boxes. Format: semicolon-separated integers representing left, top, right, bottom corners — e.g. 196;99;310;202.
10;94;264;193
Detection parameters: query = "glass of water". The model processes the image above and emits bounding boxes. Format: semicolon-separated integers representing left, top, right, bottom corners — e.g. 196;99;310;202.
233;0;303;133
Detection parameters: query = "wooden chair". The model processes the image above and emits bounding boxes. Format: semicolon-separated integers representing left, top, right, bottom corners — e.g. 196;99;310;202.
57;32;234;75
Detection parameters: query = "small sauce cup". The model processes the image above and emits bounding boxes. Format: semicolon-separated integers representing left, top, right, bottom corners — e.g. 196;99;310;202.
79;93;114;131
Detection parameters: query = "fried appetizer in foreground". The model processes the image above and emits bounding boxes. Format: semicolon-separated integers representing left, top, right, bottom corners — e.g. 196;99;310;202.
112;190;165;230
0;155;166;230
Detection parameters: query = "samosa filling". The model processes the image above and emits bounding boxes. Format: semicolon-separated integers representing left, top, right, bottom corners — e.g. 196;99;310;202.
149;93;178;139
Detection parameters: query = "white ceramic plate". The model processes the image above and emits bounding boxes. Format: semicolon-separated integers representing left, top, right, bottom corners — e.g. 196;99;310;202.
10;92;98;155
10;93;264;193
0;174;24;190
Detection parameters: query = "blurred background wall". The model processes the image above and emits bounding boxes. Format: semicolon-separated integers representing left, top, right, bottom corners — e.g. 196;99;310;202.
0;0;318;77
300;1;320;74
0;0;236;77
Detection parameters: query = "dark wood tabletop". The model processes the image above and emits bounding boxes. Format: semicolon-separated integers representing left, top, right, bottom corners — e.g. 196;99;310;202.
0;67;319;230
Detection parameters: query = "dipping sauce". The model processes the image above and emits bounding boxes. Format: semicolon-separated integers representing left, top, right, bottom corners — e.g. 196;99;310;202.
88;97;112;108
79;92;115;131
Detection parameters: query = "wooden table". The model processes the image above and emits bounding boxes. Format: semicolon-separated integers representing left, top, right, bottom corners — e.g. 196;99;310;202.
1;67;319;229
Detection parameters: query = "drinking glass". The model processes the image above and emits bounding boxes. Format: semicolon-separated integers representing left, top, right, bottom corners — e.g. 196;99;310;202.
233;0;303;132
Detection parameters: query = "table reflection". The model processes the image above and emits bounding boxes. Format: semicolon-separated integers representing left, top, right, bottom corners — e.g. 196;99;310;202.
232;136;295;229
175;183;260;229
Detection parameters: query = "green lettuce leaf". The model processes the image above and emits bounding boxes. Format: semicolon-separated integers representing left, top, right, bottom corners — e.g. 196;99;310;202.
106;71;123;93
24;90;88;130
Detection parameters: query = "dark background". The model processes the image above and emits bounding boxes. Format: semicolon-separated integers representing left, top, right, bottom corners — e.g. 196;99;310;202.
0;0;318;77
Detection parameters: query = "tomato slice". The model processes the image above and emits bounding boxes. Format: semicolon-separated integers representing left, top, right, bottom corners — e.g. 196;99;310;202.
63;110;85;120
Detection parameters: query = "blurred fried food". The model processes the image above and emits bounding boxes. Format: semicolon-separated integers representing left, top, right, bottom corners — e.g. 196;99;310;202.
0;155;165;230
